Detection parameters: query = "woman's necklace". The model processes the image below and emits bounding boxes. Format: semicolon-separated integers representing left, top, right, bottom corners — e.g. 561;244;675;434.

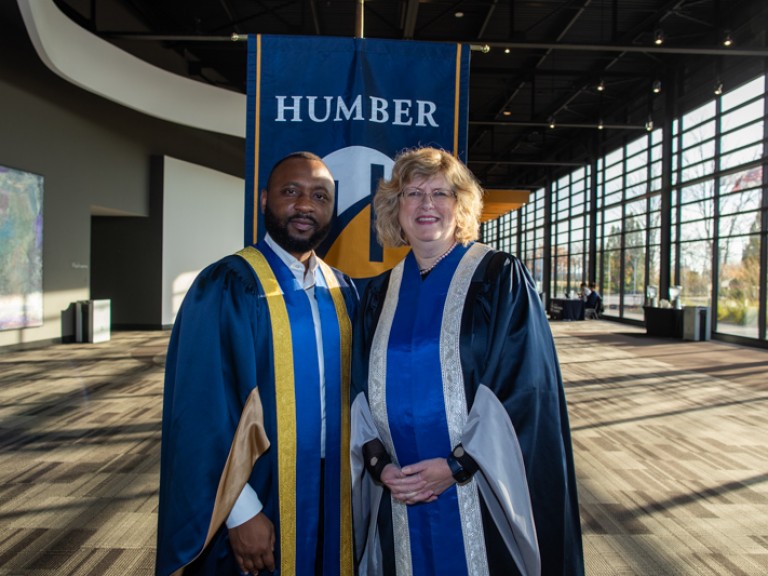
419;241;457;275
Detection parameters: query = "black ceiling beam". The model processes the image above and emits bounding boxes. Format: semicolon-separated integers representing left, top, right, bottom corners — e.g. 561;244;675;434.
470;120;647;131
408;0;466;37
500;0;691;177
469;0;594;181
476;0;499;39
473;41;768;58
467;0;749;183
217;0;242;34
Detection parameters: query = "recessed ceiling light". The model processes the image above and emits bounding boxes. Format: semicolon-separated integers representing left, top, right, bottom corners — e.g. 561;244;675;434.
454;11;464;18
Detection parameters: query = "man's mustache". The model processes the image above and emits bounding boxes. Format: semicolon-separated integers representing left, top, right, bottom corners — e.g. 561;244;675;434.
289;214;317;225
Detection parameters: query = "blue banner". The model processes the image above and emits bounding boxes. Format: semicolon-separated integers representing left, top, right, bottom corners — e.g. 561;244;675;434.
246;35;470;279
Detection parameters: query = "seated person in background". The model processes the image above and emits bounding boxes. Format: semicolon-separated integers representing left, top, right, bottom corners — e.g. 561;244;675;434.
585;284;602;317
579;282;591;301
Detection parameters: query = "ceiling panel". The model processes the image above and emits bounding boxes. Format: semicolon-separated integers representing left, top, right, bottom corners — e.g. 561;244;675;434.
50;0;768;190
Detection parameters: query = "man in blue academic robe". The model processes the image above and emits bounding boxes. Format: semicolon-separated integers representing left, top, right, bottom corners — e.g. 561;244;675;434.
156;152;357;576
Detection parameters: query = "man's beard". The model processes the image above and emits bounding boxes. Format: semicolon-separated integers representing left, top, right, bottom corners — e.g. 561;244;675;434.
263;204;331;254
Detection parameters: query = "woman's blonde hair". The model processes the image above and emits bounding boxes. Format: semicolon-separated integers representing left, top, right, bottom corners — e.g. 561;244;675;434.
373;147;484;247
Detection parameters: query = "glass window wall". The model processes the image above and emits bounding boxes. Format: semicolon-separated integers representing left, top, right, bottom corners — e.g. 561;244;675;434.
482;73;767;344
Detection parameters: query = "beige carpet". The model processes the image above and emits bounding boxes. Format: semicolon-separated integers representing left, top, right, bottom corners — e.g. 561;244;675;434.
0;322;766;575
0;332;166;575
552;320;768;575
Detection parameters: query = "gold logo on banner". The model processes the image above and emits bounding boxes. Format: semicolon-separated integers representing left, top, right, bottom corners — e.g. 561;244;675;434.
321;146;409;279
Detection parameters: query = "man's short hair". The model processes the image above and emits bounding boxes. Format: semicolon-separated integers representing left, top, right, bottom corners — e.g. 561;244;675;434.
265;151;327;190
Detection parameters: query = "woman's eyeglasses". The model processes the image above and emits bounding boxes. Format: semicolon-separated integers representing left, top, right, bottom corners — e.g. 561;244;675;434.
400;188;456;205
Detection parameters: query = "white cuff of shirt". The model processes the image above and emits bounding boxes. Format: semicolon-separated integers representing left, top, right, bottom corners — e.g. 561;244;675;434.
225;482;263;529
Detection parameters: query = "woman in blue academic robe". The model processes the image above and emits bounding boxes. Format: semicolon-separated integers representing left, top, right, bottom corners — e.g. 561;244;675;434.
351;147;584;576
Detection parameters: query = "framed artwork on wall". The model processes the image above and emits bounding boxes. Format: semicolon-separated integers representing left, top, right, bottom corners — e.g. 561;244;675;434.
0;164;44;330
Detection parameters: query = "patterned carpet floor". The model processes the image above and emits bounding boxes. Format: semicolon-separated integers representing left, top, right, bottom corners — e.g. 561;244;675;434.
0;321;766;575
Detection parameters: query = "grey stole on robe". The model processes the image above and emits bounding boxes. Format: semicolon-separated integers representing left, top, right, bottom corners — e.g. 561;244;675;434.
368;243;493;576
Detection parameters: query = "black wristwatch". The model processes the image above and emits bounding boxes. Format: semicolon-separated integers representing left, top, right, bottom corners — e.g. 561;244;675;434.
446;445;473;484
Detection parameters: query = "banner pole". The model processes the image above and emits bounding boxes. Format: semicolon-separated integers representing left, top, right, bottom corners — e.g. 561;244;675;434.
355;0;364;38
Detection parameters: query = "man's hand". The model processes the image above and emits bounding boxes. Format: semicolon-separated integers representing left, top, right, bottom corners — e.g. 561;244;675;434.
229;512;276;574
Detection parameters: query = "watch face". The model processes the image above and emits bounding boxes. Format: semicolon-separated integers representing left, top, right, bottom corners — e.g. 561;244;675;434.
453;445;465;458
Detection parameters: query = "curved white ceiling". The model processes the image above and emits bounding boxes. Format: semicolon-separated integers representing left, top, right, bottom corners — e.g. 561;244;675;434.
17;0;246;138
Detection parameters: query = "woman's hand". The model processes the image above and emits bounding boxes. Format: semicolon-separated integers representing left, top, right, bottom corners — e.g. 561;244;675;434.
380;463;434;505
381;458;455;505
401;458;456;499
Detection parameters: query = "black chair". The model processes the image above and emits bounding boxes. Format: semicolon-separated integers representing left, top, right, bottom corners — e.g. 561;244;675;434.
585;293;602;319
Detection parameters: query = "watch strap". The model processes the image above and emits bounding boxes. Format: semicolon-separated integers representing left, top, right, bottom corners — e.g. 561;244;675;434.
447;452;472;484
363;439;392;483
448;444;477;484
